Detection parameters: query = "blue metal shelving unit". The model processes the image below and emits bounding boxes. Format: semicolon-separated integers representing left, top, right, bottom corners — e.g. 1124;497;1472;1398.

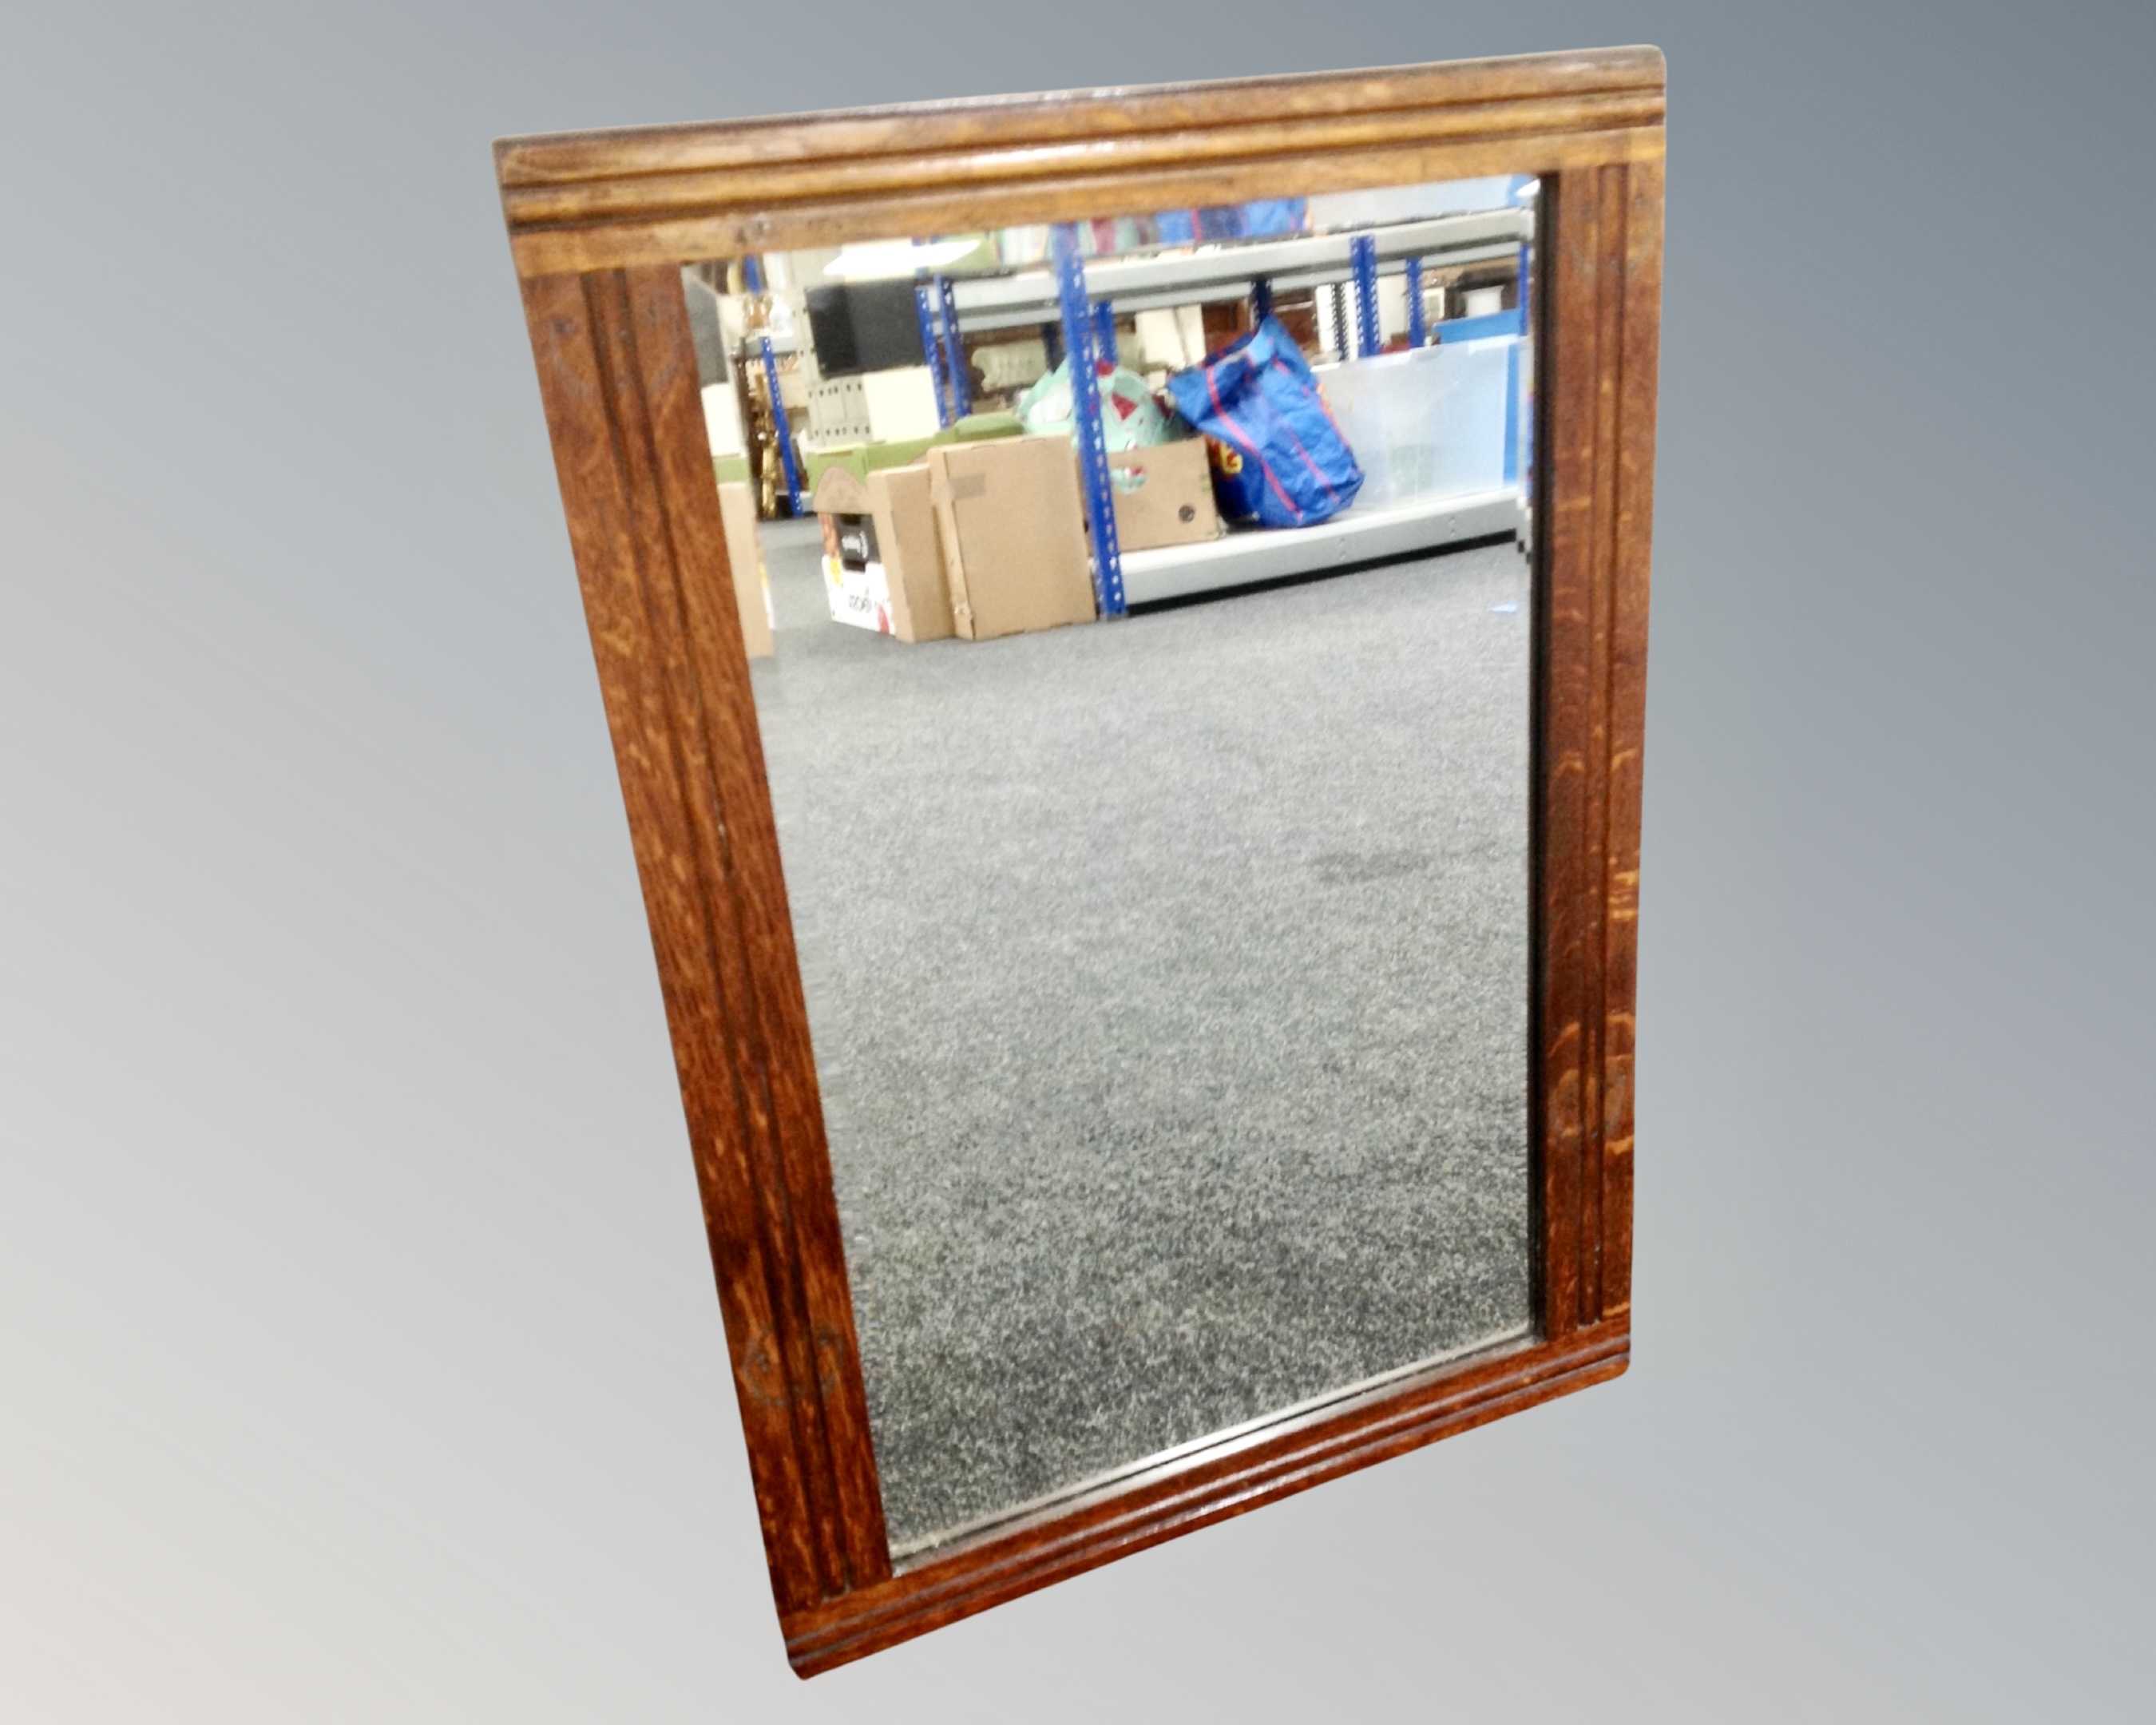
1091;302;1118;366
915;281;953;428
936;276;972;418
926;204;1534;605
1050;222;1126;618
1350;234;1381;358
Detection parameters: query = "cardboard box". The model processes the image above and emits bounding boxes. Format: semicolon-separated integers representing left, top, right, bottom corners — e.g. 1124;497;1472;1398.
867;465;954;642
716;482;774;659
927;435;1096;641
1108;439;1220;551
799;416;1024;493
810;464;954;643
801;433;939;494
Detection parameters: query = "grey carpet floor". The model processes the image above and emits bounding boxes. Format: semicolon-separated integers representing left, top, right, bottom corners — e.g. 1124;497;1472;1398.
747;517;1532;1551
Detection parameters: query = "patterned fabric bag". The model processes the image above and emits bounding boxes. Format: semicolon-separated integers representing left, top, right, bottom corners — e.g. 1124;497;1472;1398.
1166;318;1364;529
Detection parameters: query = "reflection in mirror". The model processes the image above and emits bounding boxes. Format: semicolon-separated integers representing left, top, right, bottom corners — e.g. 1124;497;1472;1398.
682;174;1540;1553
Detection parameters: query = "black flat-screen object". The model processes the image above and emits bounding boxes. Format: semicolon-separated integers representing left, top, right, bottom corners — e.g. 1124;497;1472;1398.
806;280;929;376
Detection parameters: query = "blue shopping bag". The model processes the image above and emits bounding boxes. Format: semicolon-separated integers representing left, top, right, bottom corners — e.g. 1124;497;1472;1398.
1165;318;1364;529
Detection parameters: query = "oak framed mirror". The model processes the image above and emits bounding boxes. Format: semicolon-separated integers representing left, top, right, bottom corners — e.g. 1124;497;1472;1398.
494;45;1661;1675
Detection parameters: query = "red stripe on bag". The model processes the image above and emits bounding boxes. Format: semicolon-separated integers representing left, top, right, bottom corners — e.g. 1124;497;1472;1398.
1205;365;1304;524
1266;357;1343;505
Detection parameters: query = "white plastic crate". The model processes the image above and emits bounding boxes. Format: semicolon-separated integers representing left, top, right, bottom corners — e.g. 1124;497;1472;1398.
1316;338;1514;512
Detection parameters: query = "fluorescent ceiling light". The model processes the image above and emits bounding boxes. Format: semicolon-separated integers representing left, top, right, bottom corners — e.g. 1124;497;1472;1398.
824;239;978;280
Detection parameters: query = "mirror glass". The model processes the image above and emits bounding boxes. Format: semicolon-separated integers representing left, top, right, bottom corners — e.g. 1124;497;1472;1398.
680;173;1539;1554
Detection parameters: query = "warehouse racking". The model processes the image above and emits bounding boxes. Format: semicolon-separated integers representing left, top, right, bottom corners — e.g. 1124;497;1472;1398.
918;199;1536;608
739;187;1536;609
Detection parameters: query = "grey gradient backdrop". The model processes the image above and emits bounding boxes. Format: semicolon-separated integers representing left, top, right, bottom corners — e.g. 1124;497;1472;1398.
3;2;2151;1718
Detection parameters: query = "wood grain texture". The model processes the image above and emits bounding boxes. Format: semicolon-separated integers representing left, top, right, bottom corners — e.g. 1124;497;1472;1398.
1536;157;1658;1337
496;49;1663;276
497;46;1662;1673
1600;157;1663;1319
501;97;1666;226
517;268;887;1612
507;129;1665;278
497;48;1664;184
785;1322;1629;1675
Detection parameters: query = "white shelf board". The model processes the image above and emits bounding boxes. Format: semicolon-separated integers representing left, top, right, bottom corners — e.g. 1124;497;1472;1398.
1119;487;1521;607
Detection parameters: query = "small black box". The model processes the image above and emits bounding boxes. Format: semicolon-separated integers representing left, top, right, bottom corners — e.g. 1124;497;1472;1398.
805;280;927;377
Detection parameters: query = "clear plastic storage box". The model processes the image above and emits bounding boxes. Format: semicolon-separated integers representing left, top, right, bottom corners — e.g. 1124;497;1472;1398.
1315;337;1514;513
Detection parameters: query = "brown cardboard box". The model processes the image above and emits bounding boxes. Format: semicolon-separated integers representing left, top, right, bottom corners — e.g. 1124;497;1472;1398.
811;466;888;634
809;464;954;642
927;435;1096;641
866;465;954;642
1108;438;1220;551
715;481;774;659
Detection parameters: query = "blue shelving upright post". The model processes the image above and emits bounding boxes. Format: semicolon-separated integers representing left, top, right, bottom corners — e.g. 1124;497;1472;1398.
1050;222;1125;618
1405;256;1427;347
1350;233;1381;358
915;281;953;428
743;256;803;515
936;276;972;418
1092;302;1118;366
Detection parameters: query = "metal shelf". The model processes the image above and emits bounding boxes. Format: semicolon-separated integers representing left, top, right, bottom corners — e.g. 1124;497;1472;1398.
769;201;1533;606
939;205;1538;618
948;209;1531;332
1120;488;1523;607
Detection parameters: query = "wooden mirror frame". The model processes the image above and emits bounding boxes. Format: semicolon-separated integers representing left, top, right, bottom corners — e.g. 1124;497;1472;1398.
494;45;1663;1675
